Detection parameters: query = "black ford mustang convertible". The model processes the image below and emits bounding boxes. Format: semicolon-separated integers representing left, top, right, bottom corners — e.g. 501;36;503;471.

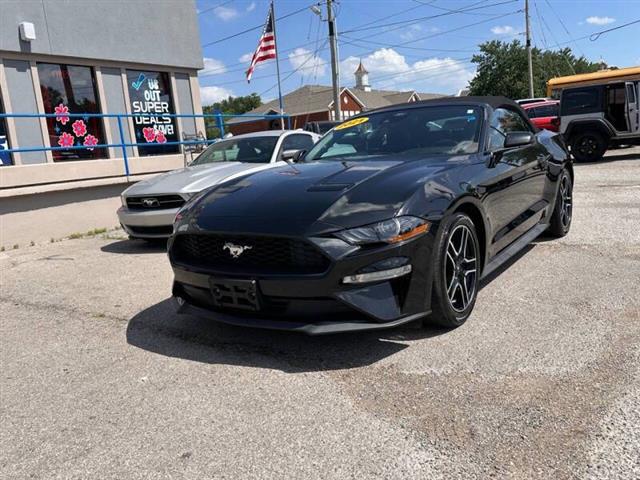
169;97;572;334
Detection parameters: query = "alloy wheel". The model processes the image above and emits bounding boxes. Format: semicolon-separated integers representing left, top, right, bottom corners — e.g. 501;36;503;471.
559;175;572;228
445;224;477;313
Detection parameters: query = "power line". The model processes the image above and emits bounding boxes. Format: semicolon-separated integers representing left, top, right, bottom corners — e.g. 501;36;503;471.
202;3;317;47
339;0;517;35
589;18;640;41
198;0;235;16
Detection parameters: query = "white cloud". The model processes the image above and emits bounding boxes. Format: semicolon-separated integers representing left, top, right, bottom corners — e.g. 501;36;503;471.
200;85;234;105
586;16;615;25
341;48;475;95
214;5;239;21
491;25;516;35
246;1;256;12
288;48;328;77
200;57;226;75
239;52;253;63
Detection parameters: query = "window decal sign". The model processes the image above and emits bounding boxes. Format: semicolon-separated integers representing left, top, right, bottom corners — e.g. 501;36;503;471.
127;70;179;156
38;63;105;161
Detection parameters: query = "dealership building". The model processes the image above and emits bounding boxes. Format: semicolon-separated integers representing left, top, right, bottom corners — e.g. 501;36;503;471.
0;0;205;192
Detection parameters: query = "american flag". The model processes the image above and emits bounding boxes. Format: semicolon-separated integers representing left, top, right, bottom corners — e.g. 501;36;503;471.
246;7;277;82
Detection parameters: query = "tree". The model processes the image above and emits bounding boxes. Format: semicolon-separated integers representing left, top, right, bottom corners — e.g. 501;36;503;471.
468;40;600;99
202;93;262;138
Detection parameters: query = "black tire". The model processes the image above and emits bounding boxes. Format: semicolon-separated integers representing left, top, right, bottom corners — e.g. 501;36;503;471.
427;213;481;328
570;131;607;162
547;169;573;238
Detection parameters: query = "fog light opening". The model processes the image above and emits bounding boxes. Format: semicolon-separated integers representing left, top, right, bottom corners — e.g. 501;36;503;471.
342;264;412;284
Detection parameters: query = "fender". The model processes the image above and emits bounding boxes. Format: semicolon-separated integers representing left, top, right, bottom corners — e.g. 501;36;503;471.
564;119;614;140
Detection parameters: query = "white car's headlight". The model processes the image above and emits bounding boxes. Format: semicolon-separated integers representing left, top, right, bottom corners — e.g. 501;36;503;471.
335;216;430;245
120;195;127;208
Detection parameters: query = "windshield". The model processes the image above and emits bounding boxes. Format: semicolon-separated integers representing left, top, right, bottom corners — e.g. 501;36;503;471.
304;105;483;162
191;136;279;165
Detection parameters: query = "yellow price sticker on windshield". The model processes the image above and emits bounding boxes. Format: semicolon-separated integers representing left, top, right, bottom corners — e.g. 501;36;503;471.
334;116;369;130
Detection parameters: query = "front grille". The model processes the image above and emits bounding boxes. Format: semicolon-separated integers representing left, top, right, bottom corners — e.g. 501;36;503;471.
126;194;185;210
172;234;331;275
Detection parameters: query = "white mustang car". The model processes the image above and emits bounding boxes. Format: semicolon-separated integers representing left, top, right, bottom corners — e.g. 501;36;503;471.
118;130;320;239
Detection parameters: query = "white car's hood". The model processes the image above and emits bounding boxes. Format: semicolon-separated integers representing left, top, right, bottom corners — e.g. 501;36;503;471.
123;162;279;197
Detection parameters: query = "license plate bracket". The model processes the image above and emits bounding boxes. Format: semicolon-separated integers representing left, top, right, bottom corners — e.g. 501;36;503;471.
209;278;260;311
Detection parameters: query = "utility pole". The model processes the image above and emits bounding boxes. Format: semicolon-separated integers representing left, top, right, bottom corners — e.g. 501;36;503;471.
525;0;534;97
327;0;341;122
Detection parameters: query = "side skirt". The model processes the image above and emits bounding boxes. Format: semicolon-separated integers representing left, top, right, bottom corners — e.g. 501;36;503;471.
481;223;547;280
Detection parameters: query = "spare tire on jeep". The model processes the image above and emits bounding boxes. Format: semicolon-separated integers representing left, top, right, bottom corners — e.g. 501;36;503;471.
570;130;608;162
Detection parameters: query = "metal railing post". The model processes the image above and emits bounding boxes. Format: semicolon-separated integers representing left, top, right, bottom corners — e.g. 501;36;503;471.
116;115;130;177
215;110;225;138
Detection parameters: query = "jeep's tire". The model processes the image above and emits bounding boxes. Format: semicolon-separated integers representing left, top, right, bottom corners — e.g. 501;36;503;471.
428;213;480;329
547;169;573;238
570;131;607;162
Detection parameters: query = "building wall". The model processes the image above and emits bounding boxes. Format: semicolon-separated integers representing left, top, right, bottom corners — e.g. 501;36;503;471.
0;0;202;69
100;67;134;158
2;58;45;165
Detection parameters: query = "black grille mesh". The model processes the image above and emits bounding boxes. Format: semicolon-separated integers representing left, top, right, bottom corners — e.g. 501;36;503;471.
172;234;330;274
126;195;185;210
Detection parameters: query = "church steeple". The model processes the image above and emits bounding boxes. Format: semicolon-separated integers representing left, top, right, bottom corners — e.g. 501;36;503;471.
354;60;371;92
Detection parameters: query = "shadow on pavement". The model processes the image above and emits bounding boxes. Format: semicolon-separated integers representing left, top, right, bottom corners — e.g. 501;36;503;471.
101;239;167;254
126;298;448;373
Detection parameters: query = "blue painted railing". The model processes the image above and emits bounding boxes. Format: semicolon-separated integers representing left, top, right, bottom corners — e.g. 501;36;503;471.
0;112;292;175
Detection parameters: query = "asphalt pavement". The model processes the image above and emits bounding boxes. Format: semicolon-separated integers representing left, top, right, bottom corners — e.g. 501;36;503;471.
1;148;639;479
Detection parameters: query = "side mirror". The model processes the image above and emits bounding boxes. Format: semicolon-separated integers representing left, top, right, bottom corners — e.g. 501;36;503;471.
504;131;534;148
281;149;301;161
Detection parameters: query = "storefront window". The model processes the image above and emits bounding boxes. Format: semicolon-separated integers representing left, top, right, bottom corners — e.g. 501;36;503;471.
126;70;179;156
38;63;106;161
0;92;12;166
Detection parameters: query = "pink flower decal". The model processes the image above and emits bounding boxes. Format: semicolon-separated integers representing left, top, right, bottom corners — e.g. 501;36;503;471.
142;127;157;143
54;103;70;125
72;119;87;137
58;132;75;148
155;130;167;144
83;134;98;151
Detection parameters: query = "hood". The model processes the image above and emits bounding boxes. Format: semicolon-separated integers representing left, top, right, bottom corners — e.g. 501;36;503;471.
124;162;278;196
187;155;464;235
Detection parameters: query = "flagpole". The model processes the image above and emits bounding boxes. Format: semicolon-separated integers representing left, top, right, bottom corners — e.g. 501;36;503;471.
270;0;285;129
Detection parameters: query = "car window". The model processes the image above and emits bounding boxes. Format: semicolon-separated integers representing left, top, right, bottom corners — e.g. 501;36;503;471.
488;108;532;150
528;104;557;118
304;105;483;161
627;84;636;103
281;134;315;153
561;88;601;116
191;136;278;165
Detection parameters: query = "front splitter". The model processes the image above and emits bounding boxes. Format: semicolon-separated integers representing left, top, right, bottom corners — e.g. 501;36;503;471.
174;298;429;335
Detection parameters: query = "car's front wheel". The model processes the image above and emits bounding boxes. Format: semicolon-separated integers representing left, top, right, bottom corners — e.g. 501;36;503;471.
428;213;480;328
547;169;573;237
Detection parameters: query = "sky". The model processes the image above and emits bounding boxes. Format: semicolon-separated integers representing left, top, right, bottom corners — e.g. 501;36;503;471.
196;0;640;105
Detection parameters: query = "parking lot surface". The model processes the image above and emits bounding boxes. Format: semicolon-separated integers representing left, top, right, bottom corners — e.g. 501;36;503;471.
1;150;639;479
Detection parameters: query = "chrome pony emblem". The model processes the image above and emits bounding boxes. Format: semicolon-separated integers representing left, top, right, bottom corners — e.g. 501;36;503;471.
223;242;253;258
141;198;159;207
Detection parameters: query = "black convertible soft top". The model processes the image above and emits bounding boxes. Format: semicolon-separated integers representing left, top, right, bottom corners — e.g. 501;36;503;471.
367;95;526;116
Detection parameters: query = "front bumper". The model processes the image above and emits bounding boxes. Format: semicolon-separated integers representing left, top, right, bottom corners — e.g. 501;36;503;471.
117;206;178;238
169;232;436;334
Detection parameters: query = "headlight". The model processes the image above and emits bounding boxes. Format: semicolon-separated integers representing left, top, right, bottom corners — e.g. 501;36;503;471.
335;216;430;245
120;195;127;208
